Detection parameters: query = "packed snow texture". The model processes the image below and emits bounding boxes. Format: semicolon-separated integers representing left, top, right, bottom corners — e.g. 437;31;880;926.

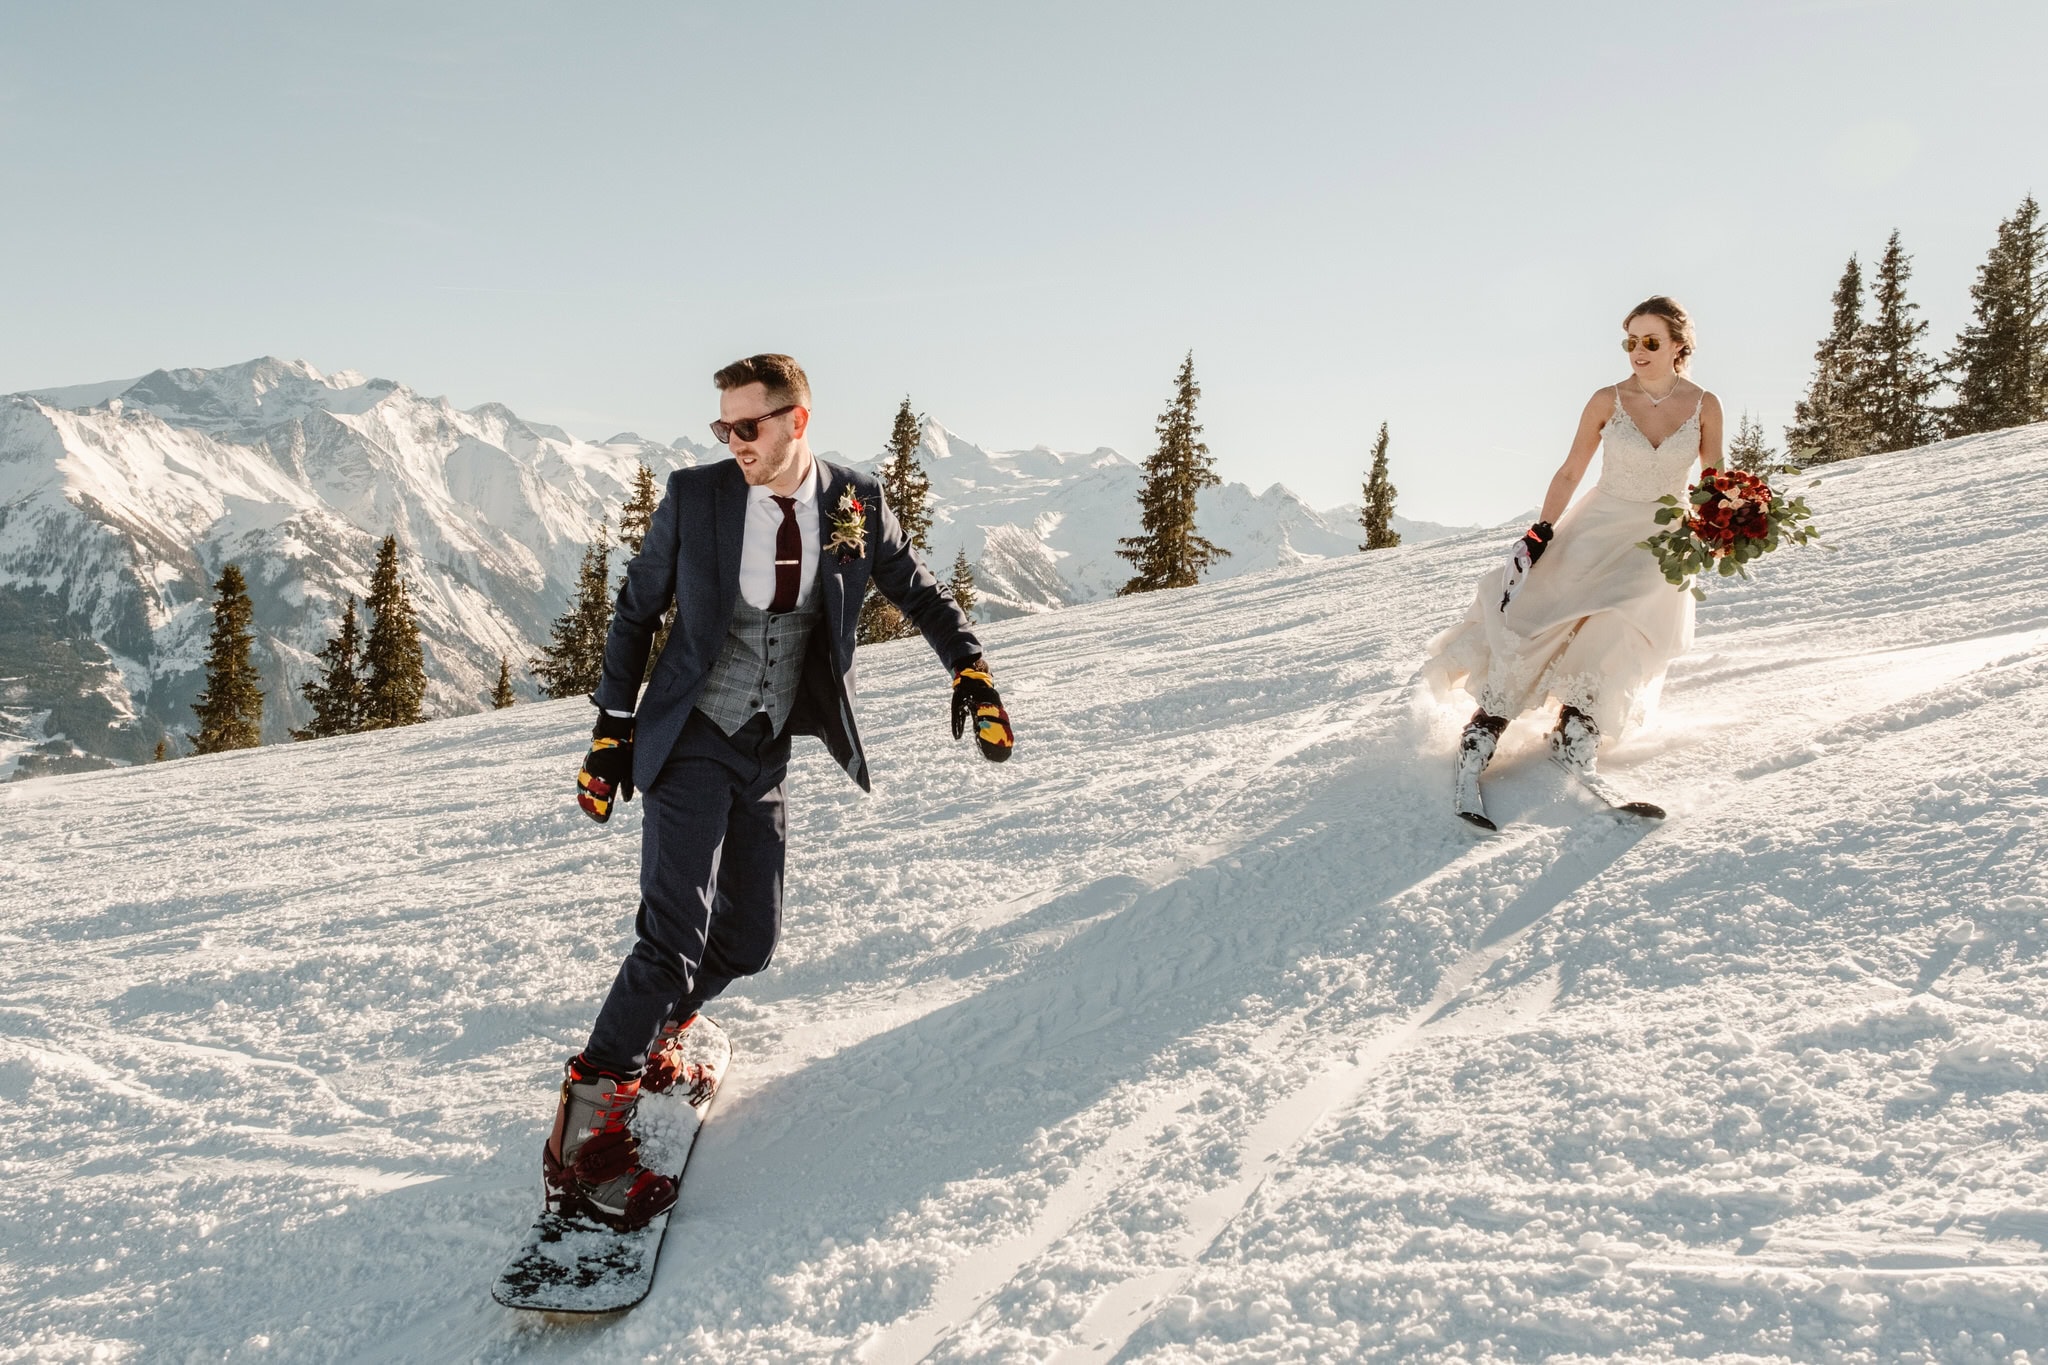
2;424;2045;1363
0;359;1464;775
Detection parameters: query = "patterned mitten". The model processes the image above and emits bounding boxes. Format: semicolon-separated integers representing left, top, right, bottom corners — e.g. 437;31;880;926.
577;712;636;823
950;661;1013;763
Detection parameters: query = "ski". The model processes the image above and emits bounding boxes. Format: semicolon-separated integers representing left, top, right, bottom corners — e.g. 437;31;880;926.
492;1016;731;1315
1453;716;1504;832
1551;756;1666;820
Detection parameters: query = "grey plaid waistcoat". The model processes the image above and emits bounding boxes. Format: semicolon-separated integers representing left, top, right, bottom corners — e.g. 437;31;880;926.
694;594;823;737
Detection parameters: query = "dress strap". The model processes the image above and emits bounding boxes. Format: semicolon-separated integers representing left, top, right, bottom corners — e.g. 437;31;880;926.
1690;385;1705;421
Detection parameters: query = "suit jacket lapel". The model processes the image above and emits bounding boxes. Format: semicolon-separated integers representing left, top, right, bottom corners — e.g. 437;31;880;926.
714;459;746;611
814;460;849;643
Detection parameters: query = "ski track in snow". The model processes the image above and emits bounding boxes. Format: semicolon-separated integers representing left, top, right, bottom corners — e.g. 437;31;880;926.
3;426;2048;1363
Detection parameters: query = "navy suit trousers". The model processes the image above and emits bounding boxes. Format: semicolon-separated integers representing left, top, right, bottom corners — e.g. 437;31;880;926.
582;710;788;1075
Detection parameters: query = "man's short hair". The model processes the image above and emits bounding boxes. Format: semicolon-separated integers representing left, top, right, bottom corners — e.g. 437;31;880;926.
712;354;811;408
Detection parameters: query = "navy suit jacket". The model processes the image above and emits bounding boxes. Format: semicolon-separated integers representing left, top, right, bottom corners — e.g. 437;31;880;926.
592;456;982;793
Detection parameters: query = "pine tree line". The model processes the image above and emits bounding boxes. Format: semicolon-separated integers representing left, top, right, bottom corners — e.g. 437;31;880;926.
532;516;615;699
1790;195;2048;464
1946;194;2047;436
948;548;978;624
859;397;934;645
191;564;264;754
1119;353;1228;594
292;534;427;740
491;656;516;709
1728;412;1778;474
616;462;672;681
1358;422;1400;551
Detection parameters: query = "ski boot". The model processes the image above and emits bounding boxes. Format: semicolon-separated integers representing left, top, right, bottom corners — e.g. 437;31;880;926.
542;1056;677;1231
642;1014;720;1103
1548;704;1599;776
1454;710;1508;830
1547;705;1666;818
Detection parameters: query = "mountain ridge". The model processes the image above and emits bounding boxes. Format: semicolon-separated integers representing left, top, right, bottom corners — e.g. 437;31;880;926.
0;358;1473;778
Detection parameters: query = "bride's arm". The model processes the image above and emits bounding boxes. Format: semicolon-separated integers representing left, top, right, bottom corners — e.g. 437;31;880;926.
1697;391;1725;470
1538;391;1614;524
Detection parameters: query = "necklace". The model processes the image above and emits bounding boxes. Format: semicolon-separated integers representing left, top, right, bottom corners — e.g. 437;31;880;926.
1636;378;1682;406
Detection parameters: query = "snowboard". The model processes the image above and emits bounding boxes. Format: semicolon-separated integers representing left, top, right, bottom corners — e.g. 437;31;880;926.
492;1015;731;1315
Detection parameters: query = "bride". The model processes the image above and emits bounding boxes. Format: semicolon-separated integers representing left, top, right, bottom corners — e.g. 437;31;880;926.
1423;296;1724;829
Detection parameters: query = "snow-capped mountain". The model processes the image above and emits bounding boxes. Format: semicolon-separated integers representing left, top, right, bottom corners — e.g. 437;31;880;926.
863;421;1470;616
0;358;703;776
0;360;1470;779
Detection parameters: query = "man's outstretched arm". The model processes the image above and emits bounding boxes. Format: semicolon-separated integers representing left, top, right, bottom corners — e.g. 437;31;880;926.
576;473;682;820
866;490;981;673
866;491;1012;761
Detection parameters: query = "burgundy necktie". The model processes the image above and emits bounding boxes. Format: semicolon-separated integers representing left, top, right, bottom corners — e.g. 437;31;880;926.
769;495;801;614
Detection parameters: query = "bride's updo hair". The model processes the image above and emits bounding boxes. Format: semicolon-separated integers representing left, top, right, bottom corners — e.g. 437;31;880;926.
1623;296;1696;372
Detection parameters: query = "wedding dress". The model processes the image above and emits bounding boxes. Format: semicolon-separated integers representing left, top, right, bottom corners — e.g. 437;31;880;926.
1423;386;1703;738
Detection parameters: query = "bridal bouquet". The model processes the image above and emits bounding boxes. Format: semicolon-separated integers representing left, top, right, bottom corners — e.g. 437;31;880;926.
1638;467;1825;599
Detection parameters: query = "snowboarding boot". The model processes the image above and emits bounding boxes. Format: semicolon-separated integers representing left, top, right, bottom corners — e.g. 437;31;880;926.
1548;704;1599;775
542;1057;677;1231
642;1014;716;1101
1453;710;1508;831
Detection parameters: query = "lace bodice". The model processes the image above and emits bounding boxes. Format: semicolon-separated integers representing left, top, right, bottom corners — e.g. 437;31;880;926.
1596;388;1702;503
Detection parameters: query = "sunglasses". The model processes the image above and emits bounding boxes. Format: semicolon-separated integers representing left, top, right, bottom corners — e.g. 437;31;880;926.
1622;335;1666;353
710;404;799;445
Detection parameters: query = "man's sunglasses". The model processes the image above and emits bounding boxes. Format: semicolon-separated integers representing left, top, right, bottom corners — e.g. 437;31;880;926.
710;405;799;445
1622;335;1665;353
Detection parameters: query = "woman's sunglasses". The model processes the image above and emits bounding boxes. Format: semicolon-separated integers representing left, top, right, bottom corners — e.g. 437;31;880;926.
1622;335;1665;353
710;405;799;445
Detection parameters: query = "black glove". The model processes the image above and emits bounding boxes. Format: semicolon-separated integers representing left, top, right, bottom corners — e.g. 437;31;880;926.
950;659;1013;762
1500;521;1555;611
577;711;636;823
1516;521;1555;567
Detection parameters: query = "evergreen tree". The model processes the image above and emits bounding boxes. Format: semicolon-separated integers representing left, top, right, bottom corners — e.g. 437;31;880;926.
492;655;517;709
360;534;427;730
858;397;933;645
1945;194;2048;436
191;563;265;754
949;548;978;623
617;463;661;556
1357;421;1401;551
532;517;614;698
1117;352;1229;594
293;595;366;740
1860;229;1942;453
1786;254;1872;465
1728;411;1779;474
616;464;672;679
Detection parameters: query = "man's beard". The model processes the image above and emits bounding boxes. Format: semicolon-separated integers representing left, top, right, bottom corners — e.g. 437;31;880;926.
741;448;795;485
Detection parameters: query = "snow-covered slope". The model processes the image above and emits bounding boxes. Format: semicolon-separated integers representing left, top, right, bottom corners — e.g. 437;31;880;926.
876;421;1468;617
0;359;704;775
7;424;2045;1362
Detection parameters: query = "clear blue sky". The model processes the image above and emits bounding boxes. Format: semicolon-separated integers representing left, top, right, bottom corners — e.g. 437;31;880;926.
4;2;2043;524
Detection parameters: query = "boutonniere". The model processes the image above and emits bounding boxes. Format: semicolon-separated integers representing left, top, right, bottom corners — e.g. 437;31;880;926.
825;487;867;563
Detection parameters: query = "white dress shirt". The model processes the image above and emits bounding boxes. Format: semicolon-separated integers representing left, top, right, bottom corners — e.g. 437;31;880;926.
739;455;823;612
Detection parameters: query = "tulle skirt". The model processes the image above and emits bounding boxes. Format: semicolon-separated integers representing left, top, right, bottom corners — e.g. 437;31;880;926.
1422;485;1695;738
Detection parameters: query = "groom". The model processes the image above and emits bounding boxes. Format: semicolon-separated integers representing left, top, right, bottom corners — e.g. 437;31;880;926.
543;353;1014;1230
